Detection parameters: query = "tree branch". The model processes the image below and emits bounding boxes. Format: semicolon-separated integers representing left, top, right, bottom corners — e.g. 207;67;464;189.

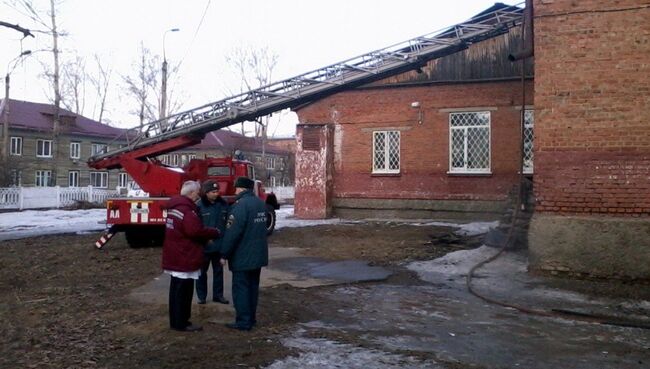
0;20;35;38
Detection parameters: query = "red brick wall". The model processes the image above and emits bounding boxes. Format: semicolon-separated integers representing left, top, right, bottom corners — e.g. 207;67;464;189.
534;0;650;216
295;80;533;204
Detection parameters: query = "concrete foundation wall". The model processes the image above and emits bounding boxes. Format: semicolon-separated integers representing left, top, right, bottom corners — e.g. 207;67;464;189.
529;214;650;280
332;197;507;221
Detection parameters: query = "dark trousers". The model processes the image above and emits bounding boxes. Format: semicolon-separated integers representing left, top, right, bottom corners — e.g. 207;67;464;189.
231;269;261;328
196;253;224;301
169;276;195;330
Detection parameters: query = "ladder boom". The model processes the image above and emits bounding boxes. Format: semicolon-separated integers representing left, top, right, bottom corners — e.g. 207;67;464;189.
88;4;523;167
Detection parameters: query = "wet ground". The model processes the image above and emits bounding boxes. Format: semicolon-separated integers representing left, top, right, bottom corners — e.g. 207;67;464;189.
0;221;648;368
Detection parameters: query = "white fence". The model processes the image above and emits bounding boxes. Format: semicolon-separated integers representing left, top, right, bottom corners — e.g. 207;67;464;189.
0;186;118;210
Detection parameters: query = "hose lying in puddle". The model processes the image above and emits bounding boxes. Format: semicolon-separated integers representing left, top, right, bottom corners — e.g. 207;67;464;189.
466;56;650;330
465;179;650;330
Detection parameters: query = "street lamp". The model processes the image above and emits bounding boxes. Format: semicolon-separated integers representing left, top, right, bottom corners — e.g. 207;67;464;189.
2;50;32;162
160;28;179;120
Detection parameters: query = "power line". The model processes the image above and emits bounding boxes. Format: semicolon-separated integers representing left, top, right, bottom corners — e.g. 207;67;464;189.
176;0;211;70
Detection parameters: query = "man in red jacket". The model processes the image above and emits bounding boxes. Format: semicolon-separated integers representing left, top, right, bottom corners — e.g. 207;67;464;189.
162;180;220;332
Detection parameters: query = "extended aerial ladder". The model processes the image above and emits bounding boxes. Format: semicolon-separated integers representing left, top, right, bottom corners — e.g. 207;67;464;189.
87;4;523;169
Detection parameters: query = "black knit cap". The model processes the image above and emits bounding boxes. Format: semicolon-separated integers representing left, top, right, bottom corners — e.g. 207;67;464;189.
234;176;254;189
201;180;219;194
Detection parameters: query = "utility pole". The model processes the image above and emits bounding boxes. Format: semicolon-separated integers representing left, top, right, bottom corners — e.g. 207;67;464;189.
160;28;179;121
2;50;31;163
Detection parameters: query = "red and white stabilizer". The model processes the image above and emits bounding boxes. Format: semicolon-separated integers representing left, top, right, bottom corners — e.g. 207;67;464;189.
95;228;116;249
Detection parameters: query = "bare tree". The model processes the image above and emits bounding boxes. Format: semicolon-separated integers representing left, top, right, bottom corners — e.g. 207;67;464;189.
225;46;279;183
8;0;64;185
123;43;181;127
60;54;86;114
89;54;112;124
225;46;278;138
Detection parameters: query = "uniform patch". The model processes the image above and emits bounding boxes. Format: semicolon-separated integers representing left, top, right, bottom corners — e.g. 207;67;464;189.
226;214;235;229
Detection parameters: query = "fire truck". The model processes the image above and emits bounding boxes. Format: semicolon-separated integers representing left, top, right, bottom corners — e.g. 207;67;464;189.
89;144;279;248
87;6;521;248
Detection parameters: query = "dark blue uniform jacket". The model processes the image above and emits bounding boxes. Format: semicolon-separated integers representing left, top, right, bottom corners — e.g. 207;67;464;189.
220;190;269;271
196;196;229;254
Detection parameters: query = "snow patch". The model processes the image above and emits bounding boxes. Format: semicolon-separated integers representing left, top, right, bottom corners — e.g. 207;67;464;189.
407;245;498;282
265;330;440;369
0;209;106;241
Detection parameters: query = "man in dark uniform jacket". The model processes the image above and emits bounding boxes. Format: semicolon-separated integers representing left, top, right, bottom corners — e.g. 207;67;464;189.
196;180;229;304
220;176;268;331
162;180;220;332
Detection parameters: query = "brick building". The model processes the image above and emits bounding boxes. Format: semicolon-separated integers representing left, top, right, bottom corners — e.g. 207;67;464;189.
293;1;650;280
528;0;650;279
293;3;532;220
0;99;130;189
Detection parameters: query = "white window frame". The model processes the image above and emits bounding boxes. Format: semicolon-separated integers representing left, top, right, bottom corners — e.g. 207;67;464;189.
118;172;128;188
372;130;401;174
35;170;52;187
90;171;109;188
36;139;53;158
68;170;80;187
91;143;108;156
10;136;22;156
448;112;491;174
70;142;81;159
266;156;276;170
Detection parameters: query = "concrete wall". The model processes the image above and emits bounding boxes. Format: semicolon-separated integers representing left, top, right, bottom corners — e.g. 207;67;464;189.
530;0;650;279
333;198;507;221
529;214;650;280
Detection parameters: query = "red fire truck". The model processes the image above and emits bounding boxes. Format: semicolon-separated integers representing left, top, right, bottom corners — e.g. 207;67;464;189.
88;134;278;248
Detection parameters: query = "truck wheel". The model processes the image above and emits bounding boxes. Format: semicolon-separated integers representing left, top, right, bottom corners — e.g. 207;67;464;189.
265;204;276;235
125;227;165;248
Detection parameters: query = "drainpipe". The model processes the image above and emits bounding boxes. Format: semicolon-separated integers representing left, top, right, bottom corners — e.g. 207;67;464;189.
508;0;534;61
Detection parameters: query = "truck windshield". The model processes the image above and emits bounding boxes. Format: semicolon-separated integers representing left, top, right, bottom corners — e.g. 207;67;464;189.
208;166;231;176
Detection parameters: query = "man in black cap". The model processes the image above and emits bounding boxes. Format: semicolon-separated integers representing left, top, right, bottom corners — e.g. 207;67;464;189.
219;176;268;331
196;180;229;305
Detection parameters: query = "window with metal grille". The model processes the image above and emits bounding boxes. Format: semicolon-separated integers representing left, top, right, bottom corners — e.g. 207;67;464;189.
10;137;22;155
523;110;534;174
90;171;108;188
37;140;53;158
373;131;400;174
35;170;52;187
449;112;491;173
68;171;79;187
70;142;80;159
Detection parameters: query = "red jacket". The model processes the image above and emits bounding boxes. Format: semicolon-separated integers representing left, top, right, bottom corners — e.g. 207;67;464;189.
161;195;220;272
